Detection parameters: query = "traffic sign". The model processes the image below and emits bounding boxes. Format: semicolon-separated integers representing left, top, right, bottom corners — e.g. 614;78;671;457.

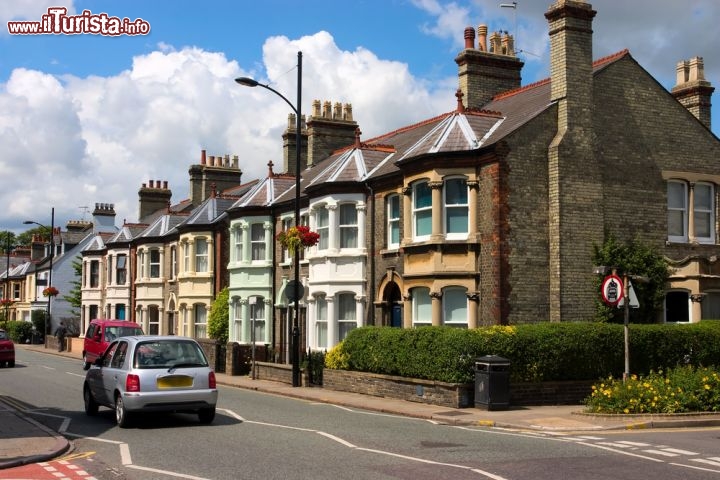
285;280;304;302
601;274;624;306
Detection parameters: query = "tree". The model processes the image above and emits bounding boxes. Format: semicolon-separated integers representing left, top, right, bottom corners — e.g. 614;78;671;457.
208;287;229;344
62;256;83;317
592;235;670;323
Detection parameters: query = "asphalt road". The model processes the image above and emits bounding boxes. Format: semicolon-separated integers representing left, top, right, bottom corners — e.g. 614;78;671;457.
3;348;720;480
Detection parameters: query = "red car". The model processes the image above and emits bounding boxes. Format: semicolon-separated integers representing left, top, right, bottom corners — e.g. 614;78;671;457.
83;319;143;370
0;329;15;368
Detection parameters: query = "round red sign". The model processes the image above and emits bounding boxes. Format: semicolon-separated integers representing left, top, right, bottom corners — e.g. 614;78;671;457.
601;274;624;306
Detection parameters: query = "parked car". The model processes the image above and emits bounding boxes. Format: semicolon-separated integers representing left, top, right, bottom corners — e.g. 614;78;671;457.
82;319;143;370
83;335;218;427
0;329;14;368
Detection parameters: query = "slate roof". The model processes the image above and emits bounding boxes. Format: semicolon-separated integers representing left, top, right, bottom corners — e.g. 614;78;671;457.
234;173;297;208
181;195;238;226
106;224;149;245
136;212;188;240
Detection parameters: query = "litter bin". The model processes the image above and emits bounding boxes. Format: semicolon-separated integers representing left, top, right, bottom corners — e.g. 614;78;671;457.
474;355;510;410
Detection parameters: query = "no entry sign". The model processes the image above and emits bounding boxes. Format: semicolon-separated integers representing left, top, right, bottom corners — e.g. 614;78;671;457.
601;274;624;306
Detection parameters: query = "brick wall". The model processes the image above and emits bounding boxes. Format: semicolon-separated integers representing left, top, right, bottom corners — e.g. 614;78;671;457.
323;369;593;408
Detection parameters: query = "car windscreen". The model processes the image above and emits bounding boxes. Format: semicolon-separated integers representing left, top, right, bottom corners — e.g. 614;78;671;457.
133;340;209;369
105;325;144;341
0;331;7;340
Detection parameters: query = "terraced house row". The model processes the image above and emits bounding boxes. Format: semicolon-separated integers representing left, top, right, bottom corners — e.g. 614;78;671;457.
3;0;720;365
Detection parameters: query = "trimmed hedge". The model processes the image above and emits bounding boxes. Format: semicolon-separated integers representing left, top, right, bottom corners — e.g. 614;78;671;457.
3;320;34;343
327;322;720;384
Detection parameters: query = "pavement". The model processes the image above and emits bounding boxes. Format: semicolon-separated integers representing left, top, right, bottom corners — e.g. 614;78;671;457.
3;344;720;470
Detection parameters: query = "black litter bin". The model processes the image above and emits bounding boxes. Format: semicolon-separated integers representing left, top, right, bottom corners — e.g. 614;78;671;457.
474;355;510;410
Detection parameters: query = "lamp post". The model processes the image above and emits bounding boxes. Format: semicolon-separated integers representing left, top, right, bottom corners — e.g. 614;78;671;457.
236;51;303;387
3;232;10;325
24;207;55;343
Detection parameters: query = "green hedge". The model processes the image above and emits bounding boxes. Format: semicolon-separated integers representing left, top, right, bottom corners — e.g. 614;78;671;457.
3;320;34;343
327;322;720;384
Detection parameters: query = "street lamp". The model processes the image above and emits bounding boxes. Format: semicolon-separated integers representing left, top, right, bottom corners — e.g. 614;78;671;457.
236;51;303;387
3;232;11;325
24;207;55;344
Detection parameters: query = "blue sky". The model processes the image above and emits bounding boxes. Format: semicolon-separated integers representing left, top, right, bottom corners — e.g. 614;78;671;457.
1;0;718;231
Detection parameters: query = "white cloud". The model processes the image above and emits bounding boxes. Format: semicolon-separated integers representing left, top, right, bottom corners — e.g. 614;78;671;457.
0;31;456;229
0;0;75;32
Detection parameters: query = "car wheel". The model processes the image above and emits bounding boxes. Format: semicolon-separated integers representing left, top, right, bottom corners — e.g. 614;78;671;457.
83;384;98;416
82;354;90;370
115;394;132;428
198;407;215;424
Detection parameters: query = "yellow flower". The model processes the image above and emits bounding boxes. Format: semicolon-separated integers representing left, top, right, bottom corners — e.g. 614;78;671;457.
623;408;629;414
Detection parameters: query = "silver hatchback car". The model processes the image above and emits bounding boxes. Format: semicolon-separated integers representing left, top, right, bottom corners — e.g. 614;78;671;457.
83;336;218;427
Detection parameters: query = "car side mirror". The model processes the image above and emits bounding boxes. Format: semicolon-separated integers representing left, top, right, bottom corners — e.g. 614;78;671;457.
94;333;101;341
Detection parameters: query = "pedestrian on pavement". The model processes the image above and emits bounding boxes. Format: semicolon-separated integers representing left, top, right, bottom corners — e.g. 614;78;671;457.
54;321;67;352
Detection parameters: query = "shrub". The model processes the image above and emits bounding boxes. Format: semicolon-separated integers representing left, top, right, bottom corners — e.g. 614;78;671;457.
208;287;229;344
5;320;34;343
585;365;720;413
325;322;720;384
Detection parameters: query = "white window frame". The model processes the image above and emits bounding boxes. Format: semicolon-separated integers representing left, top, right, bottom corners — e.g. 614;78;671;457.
444;177;469;239
195;238;209;272
387;194;400;249
667;180;688;242
251;223;266;261
693;182;715;244
194;304;207;338
149;248;160;278
412;287;432;327
339;204;358;249
315;295;328;349
116;254;127;285
442;287;468;328
316;207;329;250
412;181;432;240
337;293;356;341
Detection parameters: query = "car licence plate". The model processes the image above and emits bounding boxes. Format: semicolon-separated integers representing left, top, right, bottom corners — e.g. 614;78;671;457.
157;375;193;389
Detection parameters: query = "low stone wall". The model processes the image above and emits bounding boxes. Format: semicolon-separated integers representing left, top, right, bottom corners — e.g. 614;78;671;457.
510;380;594;406
322;369;593;408
323;369;473;408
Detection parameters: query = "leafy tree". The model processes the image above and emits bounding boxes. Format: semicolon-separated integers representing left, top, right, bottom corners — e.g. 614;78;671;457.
62;256;83;317
16;227;47;247
208;287;229;344
592;235;670;323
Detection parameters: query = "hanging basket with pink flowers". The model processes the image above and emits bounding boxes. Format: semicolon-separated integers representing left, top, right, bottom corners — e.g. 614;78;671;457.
42;286;59;297
276;225;320;256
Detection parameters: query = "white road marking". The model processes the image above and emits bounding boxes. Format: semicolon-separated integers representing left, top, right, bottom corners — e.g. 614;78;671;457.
691;458;720;467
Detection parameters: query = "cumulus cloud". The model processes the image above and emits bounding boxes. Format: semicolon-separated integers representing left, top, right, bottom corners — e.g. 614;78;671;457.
0;32;456;228
0;0;75;28
1;0;717;231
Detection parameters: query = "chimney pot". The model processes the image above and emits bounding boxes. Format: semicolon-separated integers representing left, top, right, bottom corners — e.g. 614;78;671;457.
163;181;168;189
464;26;475;49
201;149;206;165
149;180;154;188
478;24;488;52
312;99;321;117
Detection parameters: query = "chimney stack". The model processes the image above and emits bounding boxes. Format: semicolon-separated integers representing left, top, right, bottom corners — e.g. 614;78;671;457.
189;149;243;206
138;179;172;221
455;23;523;109
544;0;602;322
672;57;714;130
303;99;359;168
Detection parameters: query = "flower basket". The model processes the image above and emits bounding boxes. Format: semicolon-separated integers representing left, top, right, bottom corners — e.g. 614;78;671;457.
0;298;13;307
276;225;320;256
42;286;59;297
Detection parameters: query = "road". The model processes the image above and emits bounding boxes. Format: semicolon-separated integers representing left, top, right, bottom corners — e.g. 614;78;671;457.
2;348;720;480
